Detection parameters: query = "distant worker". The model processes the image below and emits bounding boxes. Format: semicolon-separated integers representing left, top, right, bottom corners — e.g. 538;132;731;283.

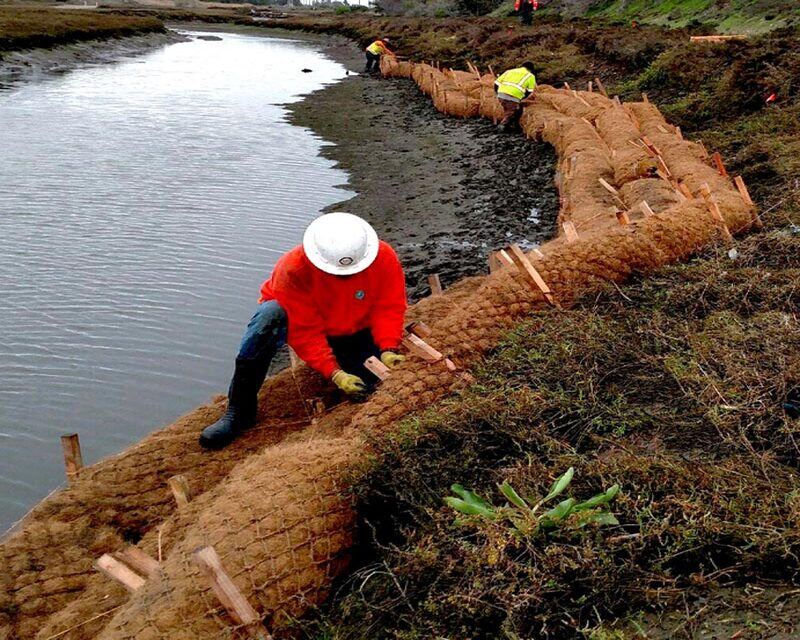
515;0;539;25
365;37;394;74
200;212;408;449
494;61;537;131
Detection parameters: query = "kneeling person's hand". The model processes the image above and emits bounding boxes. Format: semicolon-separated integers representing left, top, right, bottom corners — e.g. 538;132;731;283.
380;351;406;368
332;370;366;395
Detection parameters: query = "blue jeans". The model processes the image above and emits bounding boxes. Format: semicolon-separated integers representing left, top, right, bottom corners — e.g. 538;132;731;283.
237;300;382;383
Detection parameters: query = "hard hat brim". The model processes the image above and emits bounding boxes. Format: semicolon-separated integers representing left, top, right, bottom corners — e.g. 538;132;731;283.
302;215;380;276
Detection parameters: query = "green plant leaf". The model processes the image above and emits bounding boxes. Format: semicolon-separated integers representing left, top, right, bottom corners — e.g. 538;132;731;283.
543;497;576;524
586;511;619;526
444;496;495;517
445;484;496;518
574;484;620;511
543;467;574;502
450;484;494;510
499;481;530;510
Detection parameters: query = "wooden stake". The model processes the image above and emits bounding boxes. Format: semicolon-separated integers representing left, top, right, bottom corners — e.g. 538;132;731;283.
427;273;443;295
115;547;160;579
598;178;628;209
573;90;591;107
60;434;84;482
594;77;608;97
640;201;655;217
677;181;694;199
95;554;146;592
506;244;560;309
696;140;709;158
616;210;631;225
401;334;459;372
406;321;433;338
497;249;515;267
563;81;571;90
193;546;270;637
690;34;746;42
655;155;672;179
598;177;619;195
488;251;503;273
733;175;754;206
364;356;391;381
698;183;734;242
402;333;444;363
587;80;593;92
612;95;621;106
642;93;650;104
711;152;728;177
168;474;191;508
562;220;579;243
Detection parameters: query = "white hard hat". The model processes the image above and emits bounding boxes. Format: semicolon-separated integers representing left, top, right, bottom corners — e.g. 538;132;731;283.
302;212;380;276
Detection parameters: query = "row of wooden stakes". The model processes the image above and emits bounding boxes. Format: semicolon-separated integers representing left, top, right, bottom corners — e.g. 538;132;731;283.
57;437;272;638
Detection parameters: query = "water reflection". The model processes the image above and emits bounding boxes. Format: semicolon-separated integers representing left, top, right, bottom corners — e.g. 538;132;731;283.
0;30;352;531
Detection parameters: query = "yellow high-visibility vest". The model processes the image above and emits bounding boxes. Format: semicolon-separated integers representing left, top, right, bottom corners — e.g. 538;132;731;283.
495;67;537;100
367;40;388;55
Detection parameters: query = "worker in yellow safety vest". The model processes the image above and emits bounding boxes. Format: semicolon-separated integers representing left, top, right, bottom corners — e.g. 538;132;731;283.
365;37;394;74
494;62;537;131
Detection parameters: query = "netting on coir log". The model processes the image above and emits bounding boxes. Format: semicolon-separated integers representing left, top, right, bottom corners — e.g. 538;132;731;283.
5;56;758;640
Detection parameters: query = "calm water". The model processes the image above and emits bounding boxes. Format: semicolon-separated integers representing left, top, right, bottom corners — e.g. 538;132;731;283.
0;30;352;532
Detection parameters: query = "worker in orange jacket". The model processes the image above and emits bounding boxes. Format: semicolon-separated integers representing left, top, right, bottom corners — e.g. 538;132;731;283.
200;212;408;449
365;37;394;74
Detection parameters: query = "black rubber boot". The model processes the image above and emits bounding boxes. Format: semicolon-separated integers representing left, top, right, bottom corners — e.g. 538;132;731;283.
199;358;266;450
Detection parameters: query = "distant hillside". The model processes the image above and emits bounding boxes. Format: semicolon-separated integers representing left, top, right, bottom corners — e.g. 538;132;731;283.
556;0;800;33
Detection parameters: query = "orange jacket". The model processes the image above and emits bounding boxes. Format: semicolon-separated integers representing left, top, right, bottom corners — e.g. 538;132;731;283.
259;242;407;377
514;0;538;10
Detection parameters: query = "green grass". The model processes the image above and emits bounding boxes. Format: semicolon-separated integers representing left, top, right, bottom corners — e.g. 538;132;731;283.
295;227;800;639
585;0;800;33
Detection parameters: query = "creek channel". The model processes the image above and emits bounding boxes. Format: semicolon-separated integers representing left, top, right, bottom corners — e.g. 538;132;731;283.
0;29;353;531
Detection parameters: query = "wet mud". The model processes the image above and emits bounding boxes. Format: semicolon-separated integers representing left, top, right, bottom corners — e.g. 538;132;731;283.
289;43;558;300
0;30;185;91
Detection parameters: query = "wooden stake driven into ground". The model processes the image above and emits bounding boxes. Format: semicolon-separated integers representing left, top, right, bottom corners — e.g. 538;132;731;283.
168;474;191;508
690;34;746;42
733;175;754;206
640;201;655;217
698;183;734;242
427;273;443;295
598;178;628;209
505;244;561;309
406;320;432;338
712;152;728;177
60;433;83;482
364;356;391;381
194;546;272;638
114;547;160;579
562;220;579;243
95;554;146;592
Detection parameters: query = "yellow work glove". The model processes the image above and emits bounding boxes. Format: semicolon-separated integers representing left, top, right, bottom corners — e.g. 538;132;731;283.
380;351;406;368
332;370;366;395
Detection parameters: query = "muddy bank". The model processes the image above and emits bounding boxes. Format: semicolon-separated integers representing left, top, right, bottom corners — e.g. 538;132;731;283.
0;30;186;91
289;40;558;300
